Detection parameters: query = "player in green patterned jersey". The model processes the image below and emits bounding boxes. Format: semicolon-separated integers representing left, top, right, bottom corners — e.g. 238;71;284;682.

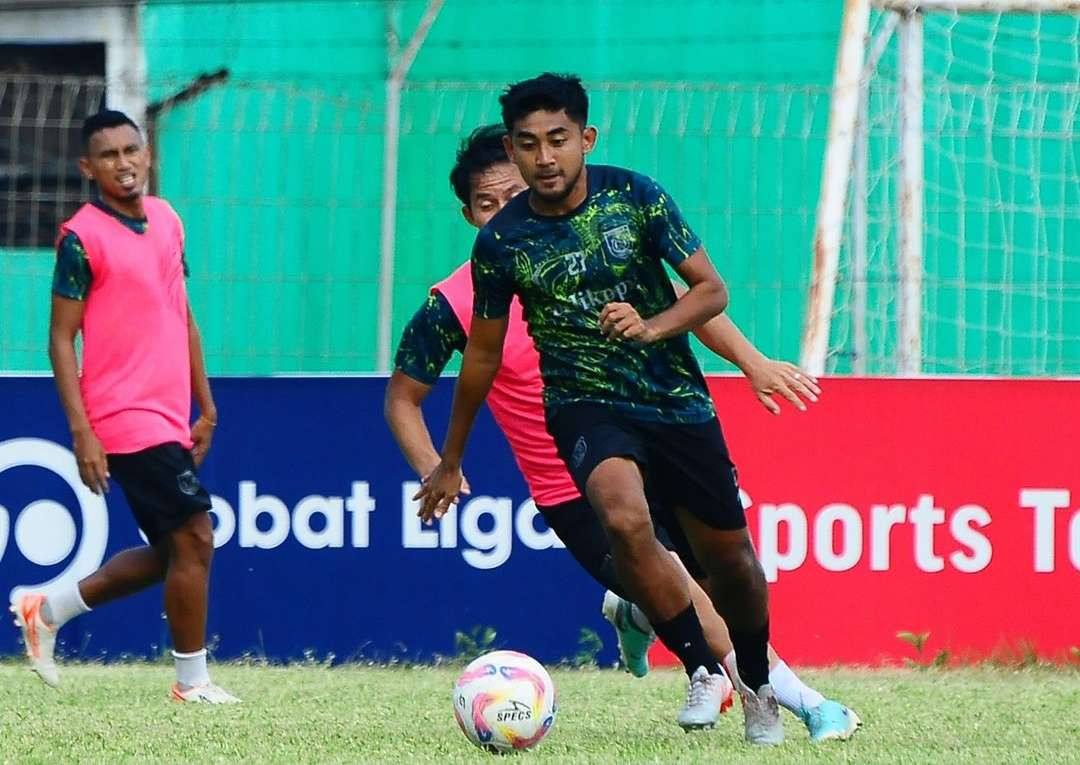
418;74;787;744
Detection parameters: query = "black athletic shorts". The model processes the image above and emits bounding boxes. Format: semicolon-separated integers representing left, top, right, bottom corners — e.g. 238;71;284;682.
107;442;212;546
537;495;707;594
545;402;746;531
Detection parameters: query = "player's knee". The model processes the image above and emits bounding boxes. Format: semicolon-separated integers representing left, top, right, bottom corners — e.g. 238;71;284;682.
587;479;647;521
703;537;761;583
170;512;214;563
730;549;764;585
601;508;654;550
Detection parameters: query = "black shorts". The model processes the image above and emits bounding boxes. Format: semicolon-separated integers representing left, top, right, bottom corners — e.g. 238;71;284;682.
538;495;706;594
545;403;746;531
107;442;212;546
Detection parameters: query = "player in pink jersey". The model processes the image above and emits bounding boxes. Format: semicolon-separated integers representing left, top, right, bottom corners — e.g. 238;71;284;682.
9;111;238;704
386;125;858;741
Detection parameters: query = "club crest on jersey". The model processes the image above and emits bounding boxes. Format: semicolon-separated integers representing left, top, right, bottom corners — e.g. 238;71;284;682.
601;224;635;261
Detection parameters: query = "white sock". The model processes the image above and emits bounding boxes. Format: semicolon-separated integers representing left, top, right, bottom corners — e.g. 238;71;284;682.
173;648;211;689
768;659;826;713
42;584;91;628
628;603;653;635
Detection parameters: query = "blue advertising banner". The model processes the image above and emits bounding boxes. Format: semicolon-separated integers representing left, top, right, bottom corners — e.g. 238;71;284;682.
0;376;613;665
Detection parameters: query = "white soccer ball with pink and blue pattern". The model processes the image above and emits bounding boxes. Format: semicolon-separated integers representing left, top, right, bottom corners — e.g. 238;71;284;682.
452;650;557;753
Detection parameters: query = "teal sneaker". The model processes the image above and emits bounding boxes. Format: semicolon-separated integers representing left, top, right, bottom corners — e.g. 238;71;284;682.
600;590;655;678
798;699;861;741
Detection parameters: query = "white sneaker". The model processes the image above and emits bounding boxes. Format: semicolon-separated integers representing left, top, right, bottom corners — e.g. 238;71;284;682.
677;665;734;730
742;684;784;745
171;682;241;704
10;594;60;688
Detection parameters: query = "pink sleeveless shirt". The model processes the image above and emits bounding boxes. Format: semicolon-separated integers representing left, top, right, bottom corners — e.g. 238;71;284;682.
434;263;581;507
60;197;193;454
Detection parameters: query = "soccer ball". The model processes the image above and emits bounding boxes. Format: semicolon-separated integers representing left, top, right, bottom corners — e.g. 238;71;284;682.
452;650;557;753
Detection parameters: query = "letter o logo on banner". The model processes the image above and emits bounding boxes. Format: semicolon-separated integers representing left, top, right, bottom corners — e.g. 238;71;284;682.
0;438;109;603
15;500;78;565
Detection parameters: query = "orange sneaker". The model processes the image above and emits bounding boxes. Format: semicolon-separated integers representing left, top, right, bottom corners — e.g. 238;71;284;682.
10;594;60;688
170;682;241;704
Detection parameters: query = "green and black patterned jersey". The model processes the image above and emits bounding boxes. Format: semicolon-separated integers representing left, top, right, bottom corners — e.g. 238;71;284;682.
471;164;715;424
52;198;186;300
394;291;467;384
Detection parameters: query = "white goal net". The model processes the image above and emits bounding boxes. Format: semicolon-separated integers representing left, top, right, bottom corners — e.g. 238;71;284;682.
805;1;1080;376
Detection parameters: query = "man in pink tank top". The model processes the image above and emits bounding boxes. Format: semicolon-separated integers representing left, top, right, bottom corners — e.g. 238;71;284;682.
10;111;238;704
386;126;858;741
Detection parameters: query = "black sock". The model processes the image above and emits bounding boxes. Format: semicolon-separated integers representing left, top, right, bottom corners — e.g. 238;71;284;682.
651;604;722;678
728;620;770;691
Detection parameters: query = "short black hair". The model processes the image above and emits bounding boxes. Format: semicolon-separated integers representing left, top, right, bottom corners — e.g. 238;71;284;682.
499;73;588;132
81;110;140;152
449;124;511;206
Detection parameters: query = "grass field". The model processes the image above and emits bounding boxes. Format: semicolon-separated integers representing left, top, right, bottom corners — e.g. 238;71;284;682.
1;663;1078;764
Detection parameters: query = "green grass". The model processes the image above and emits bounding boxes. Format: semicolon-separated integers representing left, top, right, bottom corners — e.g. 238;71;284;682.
1;663;1078;764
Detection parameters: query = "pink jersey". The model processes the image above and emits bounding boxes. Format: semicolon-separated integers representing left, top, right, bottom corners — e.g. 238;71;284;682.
435;263;581;507
60;197;193;454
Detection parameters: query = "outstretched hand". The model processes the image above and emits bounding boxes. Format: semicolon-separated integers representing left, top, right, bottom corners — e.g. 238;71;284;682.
743;358;820;414
414;460;465;523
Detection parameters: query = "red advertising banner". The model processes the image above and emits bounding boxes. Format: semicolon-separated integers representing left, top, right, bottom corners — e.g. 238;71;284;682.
650;377;1080;666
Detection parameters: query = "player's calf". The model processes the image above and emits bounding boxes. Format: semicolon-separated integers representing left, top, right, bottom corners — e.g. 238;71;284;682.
163;514;236;701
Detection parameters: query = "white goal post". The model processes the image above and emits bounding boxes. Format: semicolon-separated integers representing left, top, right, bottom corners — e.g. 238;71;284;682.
801;0;1080;376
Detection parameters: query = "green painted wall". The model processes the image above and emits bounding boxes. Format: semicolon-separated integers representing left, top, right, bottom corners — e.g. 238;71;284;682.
145;0;841;374
3;1;1075;377
0;249;52;371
